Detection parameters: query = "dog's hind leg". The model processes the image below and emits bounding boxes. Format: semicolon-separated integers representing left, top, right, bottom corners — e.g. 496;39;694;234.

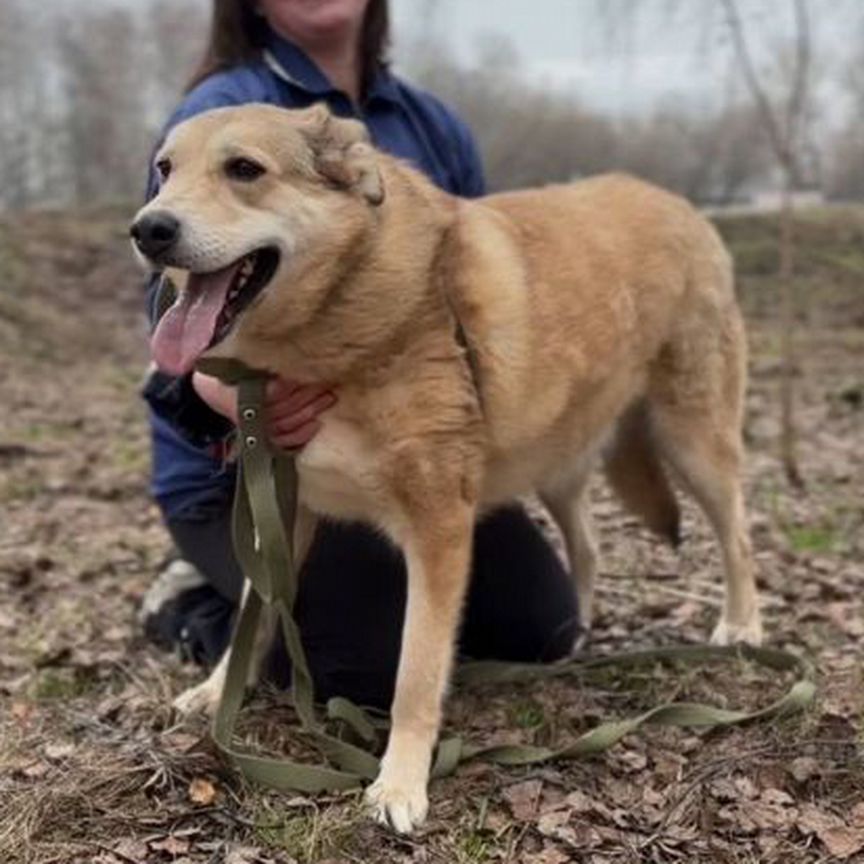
649;312;761;646
540;465;598;635
653;413;761;645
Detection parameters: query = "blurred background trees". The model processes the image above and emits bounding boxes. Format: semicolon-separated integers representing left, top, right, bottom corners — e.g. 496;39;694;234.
0;0;861;209
0;0;206;211
824;28;864;199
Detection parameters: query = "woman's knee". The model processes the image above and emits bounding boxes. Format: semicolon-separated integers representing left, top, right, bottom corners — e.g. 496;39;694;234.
461;505;581;662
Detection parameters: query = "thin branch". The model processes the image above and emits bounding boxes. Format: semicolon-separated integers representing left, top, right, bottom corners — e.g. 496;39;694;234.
785;0;812;181
719;0;794;174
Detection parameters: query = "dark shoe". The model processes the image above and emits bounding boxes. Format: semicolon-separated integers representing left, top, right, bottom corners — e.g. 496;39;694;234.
140;559;234;665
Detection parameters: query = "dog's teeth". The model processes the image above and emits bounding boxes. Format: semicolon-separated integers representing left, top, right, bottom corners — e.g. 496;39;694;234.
221;253;260;324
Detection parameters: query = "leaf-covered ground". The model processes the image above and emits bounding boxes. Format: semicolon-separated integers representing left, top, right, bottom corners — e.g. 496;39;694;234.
1;206;862;864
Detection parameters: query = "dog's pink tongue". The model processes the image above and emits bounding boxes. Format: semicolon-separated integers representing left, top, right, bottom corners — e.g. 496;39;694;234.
150;265;238;376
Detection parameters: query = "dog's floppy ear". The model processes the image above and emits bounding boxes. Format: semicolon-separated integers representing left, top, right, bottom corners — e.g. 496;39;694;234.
298;103;385;206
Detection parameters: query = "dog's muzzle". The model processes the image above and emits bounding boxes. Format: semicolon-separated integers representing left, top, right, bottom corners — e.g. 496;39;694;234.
130;210;180;261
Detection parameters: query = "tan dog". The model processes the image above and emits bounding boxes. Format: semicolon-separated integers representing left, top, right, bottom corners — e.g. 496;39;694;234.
131;103;761;833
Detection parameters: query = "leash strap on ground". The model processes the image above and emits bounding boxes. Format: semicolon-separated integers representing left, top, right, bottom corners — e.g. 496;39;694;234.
200;362;816;794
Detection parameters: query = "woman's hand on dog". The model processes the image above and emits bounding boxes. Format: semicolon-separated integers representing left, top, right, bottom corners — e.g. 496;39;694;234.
263;378;336;450
192;372;336;450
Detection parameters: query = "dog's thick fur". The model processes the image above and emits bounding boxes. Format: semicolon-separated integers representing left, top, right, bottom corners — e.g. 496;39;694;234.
133;103;761;833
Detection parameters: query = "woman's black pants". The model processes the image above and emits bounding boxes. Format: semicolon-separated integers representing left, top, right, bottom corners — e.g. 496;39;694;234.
167;502;581;710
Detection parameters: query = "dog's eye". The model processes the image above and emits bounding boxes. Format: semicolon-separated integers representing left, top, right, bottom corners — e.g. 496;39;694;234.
225;157;266;182
155;158;171;182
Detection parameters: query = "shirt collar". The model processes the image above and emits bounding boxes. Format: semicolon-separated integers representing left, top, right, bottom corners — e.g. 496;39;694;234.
263;27;400;106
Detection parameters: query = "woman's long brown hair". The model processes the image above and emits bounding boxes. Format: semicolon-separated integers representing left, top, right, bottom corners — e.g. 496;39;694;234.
186;0;390;94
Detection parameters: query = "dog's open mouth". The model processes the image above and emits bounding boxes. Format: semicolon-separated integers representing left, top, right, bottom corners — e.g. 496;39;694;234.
150;247;279;376
213;248;279;340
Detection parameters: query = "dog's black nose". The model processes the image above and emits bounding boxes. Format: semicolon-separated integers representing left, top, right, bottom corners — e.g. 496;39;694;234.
130;211;180;258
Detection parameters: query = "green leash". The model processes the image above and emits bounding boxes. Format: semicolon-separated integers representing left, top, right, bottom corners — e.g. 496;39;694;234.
198;359;816;795
205;364;378;792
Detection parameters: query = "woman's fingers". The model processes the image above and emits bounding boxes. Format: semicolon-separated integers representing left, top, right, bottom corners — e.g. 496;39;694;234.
262;379;336;450
268;391;335;436
266;380;335;424
269;419;322;450
265;377;302;403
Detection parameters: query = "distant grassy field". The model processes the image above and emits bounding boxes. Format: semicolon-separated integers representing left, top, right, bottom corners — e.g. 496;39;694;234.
715;205;864;327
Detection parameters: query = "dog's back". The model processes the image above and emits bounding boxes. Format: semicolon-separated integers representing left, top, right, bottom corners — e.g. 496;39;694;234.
454;174;739;498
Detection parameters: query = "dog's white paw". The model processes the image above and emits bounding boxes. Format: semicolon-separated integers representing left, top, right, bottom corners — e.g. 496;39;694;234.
173;681;221;716
365;775;429;834
710;613;763;647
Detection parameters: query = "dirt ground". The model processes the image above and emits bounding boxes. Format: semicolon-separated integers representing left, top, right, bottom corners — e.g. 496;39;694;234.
1;206;862;864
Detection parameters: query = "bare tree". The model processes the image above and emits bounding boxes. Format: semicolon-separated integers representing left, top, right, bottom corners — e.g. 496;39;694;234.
614;101;769;203
56;7;152;203
0;2;56;208
599;0;830;486
720;0;814;487
0;0;206;211
825;23;864;199
145;0;209;127
403;27;773;200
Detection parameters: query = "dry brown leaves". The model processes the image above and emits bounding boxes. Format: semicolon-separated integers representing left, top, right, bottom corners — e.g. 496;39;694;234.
1;210;863;864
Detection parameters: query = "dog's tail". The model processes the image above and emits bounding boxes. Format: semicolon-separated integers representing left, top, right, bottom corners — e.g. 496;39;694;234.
603;401;681;546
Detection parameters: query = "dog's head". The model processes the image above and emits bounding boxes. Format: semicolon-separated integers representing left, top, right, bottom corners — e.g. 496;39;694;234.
131;103;384;377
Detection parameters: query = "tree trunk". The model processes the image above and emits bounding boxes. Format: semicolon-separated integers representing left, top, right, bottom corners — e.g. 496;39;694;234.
778;175;804;488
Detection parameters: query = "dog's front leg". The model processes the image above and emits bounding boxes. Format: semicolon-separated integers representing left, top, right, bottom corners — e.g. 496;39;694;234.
366;498;475;833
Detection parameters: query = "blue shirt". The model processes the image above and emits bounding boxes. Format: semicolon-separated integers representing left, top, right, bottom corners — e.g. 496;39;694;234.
146;30;486;520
